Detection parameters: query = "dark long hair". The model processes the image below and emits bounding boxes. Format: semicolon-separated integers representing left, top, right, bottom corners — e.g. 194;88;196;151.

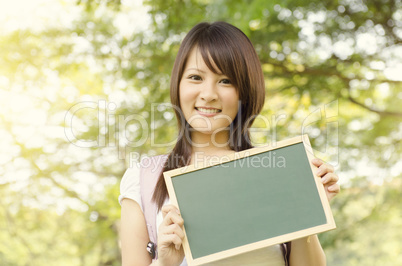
152;21;266;210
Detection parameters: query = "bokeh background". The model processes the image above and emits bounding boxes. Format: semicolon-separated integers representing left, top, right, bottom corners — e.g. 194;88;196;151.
1;0;401;265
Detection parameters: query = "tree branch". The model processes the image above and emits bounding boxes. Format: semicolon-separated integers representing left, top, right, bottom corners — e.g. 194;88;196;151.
260;59;402;118
347;94;402;118
262;59;402;85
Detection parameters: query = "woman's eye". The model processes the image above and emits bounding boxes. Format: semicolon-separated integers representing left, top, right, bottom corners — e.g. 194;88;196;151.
189;75;202;81
220;79;231;84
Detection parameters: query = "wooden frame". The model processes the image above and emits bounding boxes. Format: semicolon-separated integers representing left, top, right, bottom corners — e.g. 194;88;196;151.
163;135;336;265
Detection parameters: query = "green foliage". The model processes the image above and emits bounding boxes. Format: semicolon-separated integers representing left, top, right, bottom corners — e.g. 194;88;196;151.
0;0;401;264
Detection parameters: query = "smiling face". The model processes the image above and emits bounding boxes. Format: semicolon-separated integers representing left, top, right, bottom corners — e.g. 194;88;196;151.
179;47;239;138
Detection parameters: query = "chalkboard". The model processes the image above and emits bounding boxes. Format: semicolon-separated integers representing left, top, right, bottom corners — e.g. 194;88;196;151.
164;135;336;265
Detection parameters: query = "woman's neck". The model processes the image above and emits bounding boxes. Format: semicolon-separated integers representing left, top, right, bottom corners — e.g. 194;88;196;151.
189;130;235;165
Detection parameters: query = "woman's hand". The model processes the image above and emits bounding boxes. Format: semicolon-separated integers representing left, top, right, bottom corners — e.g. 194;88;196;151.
312;158;340;202
157;205;185;266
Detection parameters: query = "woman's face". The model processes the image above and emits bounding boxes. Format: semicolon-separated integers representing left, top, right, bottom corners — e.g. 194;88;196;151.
179;47;239;137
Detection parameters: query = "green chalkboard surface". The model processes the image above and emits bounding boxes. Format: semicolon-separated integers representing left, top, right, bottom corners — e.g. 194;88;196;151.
164;135;336;265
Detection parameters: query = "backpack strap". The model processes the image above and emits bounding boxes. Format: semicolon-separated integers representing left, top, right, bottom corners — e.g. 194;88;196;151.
139;154;168;261
281;241;291;266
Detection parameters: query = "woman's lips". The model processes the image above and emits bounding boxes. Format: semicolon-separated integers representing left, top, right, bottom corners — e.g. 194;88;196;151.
195;107;222;117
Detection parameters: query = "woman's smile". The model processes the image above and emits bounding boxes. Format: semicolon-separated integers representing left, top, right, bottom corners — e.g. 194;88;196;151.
195;106;222;116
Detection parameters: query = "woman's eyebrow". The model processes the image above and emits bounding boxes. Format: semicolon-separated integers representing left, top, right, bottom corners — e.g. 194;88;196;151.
185;67;206;73
185;67;226;76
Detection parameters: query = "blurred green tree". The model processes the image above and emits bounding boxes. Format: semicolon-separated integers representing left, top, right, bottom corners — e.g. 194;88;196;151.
0;0;401;265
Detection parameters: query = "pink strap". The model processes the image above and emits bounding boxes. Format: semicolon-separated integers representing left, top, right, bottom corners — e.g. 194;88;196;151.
139;154;168;260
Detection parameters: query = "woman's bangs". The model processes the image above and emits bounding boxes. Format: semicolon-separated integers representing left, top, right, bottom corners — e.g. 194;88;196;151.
197;37;240;89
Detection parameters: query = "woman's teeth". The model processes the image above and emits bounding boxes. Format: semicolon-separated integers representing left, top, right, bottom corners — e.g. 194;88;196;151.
196;108;221;113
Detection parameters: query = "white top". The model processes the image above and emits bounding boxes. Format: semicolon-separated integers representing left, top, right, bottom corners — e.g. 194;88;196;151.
119;166;286;266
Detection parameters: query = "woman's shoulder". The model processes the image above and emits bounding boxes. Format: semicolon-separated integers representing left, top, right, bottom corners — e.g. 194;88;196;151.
119;154;168;206
119;162;141;206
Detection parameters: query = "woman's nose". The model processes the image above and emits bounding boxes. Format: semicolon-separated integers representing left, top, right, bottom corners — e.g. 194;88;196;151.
199;81;218;102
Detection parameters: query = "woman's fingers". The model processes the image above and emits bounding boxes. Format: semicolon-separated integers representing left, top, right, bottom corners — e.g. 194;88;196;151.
313;159;335;177
328;183;340;193
159;204;185;250
321;172;339;185
312;158;333;171
311;158;324;167
326;183;341;201
160;223;185;237
159;223;185;243
312;158;340;201
317;164;334;176
159;233;183;250
162;205;181;218
159;225;184;251
162;211;184;227
323;173;340;195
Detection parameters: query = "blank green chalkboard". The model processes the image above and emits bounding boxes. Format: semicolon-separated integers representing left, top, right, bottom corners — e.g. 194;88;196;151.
164;135;336;265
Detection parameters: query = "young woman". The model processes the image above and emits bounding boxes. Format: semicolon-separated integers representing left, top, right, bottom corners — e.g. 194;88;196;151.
119;21;340;266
